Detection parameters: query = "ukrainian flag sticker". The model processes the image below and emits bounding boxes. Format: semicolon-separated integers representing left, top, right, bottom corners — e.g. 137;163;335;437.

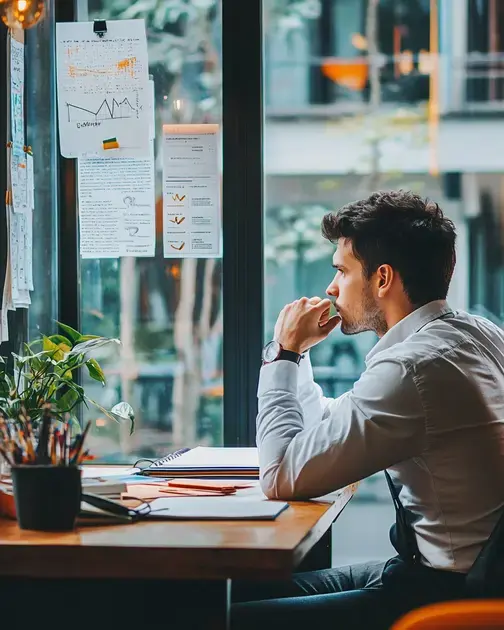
103;137;119;150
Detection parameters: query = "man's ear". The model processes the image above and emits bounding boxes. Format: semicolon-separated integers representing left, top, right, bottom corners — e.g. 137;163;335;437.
376;264;394;297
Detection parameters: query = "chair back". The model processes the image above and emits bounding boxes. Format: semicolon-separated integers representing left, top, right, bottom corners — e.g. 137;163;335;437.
392;600;504;630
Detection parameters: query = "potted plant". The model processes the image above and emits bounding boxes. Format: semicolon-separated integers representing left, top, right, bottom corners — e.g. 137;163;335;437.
0;321;135;439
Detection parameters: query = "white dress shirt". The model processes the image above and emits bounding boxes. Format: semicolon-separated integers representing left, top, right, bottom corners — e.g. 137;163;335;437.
257;300;504;572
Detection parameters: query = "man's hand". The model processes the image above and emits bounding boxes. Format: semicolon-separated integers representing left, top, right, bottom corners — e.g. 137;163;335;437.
274;296;340;354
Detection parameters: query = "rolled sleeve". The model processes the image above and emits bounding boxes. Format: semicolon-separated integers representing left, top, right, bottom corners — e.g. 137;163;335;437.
256;357;426;500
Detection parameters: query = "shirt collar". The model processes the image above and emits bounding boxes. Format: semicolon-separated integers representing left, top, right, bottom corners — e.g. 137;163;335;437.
365;300;454;364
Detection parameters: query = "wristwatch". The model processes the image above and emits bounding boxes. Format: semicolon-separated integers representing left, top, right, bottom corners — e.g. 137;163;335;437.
262;340;303;365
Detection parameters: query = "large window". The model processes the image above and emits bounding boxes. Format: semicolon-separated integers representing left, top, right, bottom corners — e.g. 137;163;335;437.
79;1;223;463
264;0;504;566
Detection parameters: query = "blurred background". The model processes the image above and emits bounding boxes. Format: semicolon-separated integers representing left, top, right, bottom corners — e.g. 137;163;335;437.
28;0;504;565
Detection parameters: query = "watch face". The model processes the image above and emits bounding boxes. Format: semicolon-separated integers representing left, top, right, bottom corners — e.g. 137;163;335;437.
262;340;281;363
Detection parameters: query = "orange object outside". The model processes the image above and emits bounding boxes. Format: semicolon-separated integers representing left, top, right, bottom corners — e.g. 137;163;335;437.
321;59;368;91
392;600;504;630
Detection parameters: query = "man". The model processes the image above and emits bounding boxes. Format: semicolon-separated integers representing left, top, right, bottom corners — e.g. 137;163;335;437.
232;191;504;629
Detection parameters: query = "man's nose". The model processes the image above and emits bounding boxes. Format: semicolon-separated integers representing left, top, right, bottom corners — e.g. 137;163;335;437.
326;280;338;297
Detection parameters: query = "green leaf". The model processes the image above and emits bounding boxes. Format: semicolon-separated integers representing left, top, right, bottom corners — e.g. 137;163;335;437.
85;358;106;385
56;321;82;344
111;401;135;435
70;337;120;356
48;334;73;348
87;398;135;436
78;335;101;342
42;336;66;361
53;376;85;399
56;388;81;413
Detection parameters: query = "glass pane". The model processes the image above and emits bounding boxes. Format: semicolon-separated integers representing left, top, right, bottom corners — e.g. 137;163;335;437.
80;2;223;463
264;0;488;566
26;0;59;339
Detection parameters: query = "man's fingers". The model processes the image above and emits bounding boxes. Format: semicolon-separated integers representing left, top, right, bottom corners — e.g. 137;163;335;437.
313;298;334;312
318;305;331;325
308;296;323;305
319;315;341;332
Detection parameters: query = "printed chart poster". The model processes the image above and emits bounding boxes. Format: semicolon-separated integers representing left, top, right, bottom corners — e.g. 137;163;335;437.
56;19;150;158
163;124;221;258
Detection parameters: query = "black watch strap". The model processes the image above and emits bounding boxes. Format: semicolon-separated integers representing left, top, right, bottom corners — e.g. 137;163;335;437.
277;349;303;365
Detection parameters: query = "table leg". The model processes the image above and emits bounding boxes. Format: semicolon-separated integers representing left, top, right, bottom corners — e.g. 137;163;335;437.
296;527;332;572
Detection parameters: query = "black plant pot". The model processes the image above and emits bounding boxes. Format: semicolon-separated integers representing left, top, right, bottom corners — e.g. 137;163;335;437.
11;465;82;531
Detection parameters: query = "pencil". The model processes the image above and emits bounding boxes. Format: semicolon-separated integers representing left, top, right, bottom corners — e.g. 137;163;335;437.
0;446;13;467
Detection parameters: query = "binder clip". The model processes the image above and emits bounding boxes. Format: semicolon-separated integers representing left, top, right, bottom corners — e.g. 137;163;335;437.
93;19;107;38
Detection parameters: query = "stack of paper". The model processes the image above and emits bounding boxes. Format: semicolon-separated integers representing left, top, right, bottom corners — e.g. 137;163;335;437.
81;478;128;499
121;479;256;501
142;447;260;479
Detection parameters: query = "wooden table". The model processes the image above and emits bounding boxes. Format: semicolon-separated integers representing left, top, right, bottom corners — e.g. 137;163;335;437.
0;488;354;629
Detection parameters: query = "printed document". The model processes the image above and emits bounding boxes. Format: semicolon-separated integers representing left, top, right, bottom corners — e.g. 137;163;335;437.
56;19;150;158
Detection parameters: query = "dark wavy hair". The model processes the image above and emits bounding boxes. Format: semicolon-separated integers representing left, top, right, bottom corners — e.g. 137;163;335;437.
321;190;457;307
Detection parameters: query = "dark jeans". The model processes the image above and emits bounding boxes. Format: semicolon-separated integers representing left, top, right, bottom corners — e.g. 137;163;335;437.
231;556;468;630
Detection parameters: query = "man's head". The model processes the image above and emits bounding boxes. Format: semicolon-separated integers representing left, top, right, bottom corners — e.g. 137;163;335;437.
322;190;457;337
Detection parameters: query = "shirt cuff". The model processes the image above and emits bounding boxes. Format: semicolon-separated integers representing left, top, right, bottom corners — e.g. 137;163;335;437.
298;350;314;385
257;360;299;397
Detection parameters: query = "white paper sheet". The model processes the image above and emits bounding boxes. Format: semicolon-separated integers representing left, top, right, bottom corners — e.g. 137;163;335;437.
10;153;28;214
8;207;30;308
56;19;150;158
163;124;221;258
8;207;19;305
78;142;156;258
10;36;24;155
80;466;139;478
10;35;27;214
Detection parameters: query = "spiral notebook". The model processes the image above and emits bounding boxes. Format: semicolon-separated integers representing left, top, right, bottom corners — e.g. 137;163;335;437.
140;446;260;479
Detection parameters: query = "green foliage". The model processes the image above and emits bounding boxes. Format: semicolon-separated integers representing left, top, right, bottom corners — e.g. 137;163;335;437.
0;323;135;435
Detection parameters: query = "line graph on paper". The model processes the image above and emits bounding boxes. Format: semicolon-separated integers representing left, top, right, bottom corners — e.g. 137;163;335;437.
66;96;138;123
56;20;150;157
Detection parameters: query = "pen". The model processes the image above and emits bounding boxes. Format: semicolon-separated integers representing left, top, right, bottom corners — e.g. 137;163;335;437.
50;431;57;465
70;420;91;466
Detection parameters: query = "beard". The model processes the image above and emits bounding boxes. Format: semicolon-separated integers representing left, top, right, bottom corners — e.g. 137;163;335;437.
338;286;388;336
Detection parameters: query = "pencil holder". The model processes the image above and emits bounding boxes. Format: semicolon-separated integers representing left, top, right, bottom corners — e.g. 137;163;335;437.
11;465;82;531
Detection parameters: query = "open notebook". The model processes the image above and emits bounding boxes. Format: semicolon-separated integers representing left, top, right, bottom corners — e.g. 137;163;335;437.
139;446;260;479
